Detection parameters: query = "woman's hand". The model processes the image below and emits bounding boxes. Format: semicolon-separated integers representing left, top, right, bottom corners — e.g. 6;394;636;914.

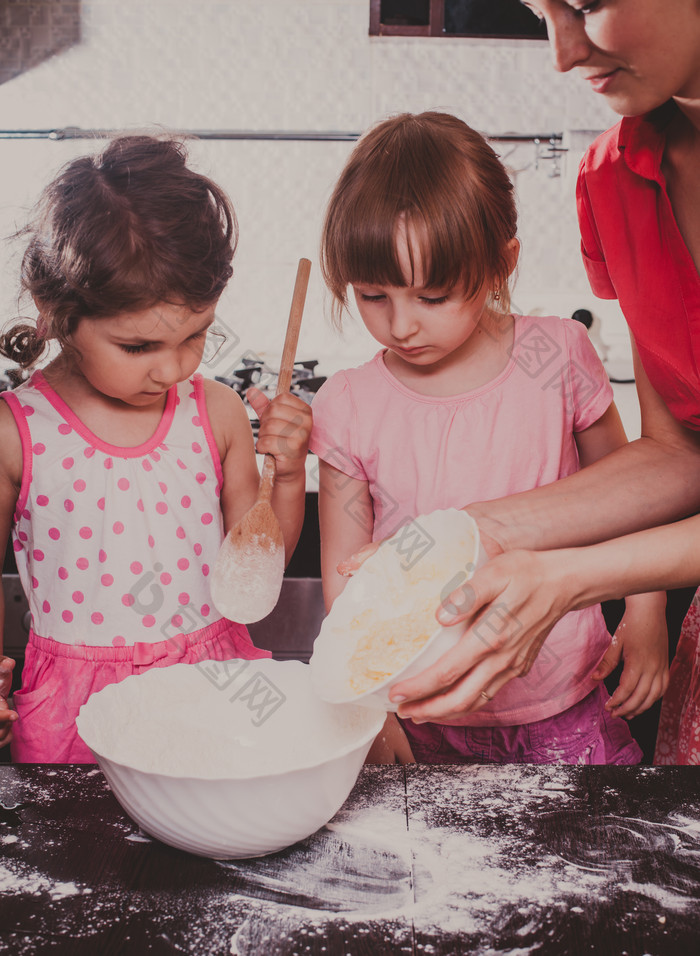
591;597;669;719
388;549;576;724
247;387;312;481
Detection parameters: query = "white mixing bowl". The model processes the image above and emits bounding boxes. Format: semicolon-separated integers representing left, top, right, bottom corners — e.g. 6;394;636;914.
310;509;485;711
76;659;385;859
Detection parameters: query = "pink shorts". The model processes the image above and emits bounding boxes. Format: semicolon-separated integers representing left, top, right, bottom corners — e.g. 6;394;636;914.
10;619;271;764
401;684;643;766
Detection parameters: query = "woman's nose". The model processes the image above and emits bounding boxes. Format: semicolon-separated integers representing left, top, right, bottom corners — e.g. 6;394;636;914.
546;10;592;73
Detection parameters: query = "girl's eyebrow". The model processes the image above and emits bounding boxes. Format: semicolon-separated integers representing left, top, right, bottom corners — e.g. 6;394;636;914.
113;314;215;345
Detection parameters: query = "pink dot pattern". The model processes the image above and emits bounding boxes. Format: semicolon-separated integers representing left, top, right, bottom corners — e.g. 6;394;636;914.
9;374;227;648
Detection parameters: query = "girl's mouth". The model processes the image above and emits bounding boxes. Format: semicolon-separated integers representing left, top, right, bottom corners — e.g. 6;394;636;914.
395;345;428;355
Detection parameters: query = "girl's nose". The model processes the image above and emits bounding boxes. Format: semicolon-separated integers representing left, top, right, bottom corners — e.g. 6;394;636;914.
150;353;182;387
546;10;591;73
389;304;419;342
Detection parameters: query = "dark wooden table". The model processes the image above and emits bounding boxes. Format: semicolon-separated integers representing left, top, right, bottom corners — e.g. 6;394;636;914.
1;764;699;955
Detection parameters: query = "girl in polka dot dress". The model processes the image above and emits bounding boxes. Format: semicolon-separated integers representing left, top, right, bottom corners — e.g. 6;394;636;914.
0;136;311;762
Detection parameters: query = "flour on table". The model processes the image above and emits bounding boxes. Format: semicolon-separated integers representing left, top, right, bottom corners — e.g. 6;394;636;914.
0;860;86;900
228;765;700;953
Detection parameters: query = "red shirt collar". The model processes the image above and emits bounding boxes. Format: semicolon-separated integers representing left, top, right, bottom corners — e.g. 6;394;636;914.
617;101;679;184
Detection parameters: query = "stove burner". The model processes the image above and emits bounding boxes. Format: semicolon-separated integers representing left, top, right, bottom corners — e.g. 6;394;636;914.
0;368;26;392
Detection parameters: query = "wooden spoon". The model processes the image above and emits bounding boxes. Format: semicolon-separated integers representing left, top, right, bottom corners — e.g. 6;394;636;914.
210;257;311;624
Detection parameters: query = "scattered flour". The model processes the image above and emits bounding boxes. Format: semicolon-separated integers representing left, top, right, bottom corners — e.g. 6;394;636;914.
125;830;153;843
0;860;85;900
226;766;700;953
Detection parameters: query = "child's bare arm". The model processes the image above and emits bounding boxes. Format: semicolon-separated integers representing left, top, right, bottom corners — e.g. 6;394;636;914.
575;403;669;717
318;461;416;764
591;591;669;718
205;379;310;565
248;387;311;564
318;460;373;611
365;713;416;765
0;400;23;744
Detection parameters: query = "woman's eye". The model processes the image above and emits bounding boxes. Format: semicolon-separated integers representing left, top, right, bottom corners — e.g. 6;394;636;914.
359;293;385;302
420;296;449;305
120;343;149;354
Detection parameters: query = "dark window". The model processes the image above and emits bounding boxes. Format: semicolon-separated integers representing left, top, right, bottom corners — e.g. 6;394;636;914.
380;0;430;26
370;0;547;38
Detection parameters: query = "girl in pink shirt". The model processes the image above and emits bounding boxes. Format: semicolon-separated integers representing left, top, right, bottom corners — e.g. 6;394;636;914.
0;135;311;762
311;111;666;764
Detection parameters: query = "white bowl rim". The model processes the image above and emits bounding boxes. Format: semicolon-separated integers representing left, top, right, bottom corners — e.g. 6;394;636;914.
78;702;385;782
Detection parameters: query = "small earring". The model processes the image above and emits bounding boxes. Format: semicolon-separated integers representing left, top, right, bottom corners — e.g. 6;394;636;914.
493;289;501;301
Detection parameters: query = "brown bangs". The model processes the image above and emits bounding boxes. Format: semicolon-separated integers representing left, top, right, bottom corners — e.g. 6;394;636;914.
321;112;517;325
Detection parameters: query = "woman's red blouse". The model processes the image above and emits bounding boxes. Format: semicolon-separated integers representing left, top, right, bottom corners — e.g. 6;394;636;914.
577;102;700;429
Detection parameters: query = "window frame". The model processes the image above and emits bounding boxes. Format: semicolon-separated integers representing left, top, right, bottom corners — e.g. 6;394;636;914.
369;0;546;39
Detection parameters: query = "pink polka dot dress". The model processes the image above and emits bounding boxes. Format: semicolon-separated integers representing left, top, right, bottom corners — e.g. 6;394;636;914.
4;371;234;648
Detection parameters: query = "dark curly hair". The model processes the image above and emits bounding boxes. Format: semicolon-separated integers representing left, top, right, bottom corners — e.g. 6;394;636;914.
1;134;238;368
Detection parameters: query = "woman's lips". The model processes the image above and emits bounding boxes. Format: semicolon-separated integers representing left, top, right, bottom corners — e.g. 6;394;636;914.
584;69;620;94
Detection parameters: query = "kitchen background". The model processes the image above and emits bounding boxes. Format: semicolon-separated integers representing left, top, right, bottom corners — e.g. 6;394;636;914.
0;0;639;429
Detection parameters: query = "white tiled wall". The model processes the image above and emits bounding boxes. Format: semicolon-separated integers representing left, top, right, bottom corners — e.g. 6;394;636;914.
0;1;635;420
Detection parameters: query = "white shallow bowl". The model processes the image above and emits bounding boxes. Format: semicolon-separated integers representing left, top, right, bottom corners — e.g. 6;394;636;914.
310;509;485;711
76;659;385;859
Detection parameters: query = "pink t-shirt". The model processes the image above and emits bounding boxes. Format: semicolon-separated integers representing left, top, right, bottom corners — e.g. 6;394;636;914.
310;314;614;726
3;372;225;647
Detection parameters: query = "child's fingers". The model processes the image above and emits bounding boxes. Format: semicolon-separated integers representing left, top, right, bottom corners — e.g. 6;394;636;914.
591;639;622;681
614;671;668;719
0;658;15;700
255;397;312;460
0;701;17;747
244;386;270;417
257;392;311;427
337;541;380;576
604;665;641;712
0;696;18;733
608;672;658;719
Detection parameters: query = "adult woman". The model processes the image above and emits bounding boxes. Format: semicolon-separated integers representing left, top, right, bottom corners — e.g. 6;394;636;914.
379;0;700;761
